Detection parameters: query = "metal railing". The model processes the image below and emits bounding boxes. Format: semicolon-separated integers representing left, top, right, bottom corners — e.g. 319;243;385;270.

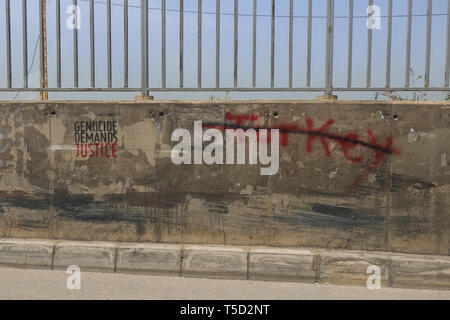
1;0;450;98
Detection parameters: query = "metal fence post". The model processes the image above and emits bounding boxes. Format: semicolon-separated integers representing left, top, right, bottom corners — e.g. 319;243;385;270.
446;0;450;87
107;0;111;88
367;0;373;88
425;0;433;87
405;0;412;87
22;0;28;88
138;0;151;100
56;0;61;88
320;0;336;100
6;0;11;88
124;0;128;88
74;0;79;88
39;0;45;91
90;0;95;88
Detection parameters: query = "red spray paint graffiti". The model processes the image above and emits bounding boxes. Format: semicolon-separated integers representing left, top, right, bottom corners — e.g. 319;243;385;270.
204;113;401;191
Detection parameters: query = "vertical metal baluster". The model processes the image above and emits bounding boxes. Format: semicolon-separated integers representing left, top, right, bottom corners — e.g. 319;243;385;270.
74;0;78;88
22;0;28;88
405;0;412;87
367;0;373;88
425;0;432;87
289;0;293;88
141;0;148;95
325;0;334;95
162;0;166;88
124;0;128;88
39;0;45;90
90;0;95;88
56;0;61;88
446;0;450;87
216;0;220;88
234;0;238;88
252;0;256;87
347;0;353;88
329;0;334;94
107;0;111;88
198;0;202;88
307;0;312;87
180;0;184;88
271;0;275;88
386;0;392;88
6;0;11;88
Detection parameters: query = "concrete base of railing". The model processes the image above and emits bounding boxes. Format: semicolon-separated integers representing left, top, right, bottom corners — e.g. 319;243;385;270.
317;94;338;100
135;95;154;101
0;238;448;291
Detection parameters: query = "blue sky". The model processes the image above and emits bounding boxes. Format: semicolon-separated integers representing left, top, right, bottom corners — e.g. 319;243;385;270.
0;0;449;100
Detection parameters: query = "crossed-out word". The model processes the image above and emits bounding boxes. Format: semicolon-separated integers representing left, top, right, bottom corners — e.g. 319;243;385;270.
204;113;401;191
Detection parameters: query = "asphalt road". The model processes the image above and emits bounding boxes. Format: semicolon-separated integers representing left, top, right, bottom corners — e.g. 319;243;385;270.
0;266;448;300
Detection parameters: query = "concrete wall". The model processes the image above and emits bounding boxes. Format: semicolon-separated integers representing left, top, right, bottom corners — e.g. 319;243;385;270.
0;100;448;256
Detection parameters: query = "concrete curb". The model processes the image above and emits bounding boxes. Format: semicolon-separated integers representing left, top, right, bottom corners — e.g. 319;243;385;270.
248;248;315;283
0;239;55;269
0;238;448;290
53;241;117;272
182;245;248;280
116;243;181;276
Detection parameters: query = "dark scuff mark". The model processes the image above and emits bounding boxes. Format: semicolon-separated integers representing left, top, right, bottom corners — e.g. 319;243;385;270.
0;198;50;211
136;220;145;239
105;192;185;209
311;204;361;219
16;220;49;229
205;201;229;214
55;205;179;225
23;126;50;189
274;205;385;229
379;173;437;192
52;188;95;212
16;149;23;176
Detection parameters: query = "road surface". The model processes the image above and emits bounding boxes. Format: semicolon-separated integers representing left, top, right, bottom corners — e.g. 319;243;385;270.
0;266;448;300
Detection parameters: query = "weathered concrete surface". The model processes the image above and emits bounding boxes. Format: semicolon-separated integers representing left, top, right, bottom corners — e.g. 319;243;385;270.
0;100;448;256
116;243;181;275
1;238;449;290
248;248;315;282
0;238;54;268
53;241;116;272
182;245;247;279
391;256;450;290
319;251;391;287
